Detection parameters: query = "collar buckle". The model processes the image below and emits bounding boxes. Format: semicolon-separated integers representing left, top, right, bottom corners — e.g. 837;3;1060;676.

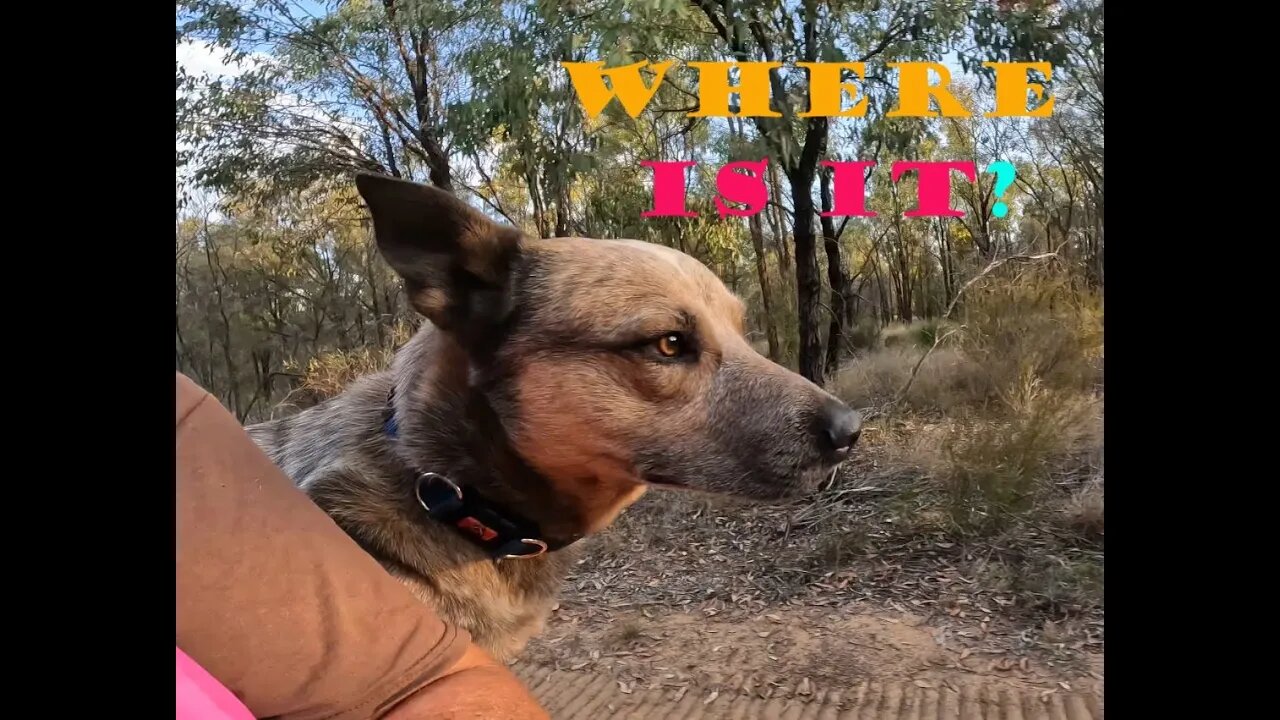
414;471;463;514
499;538;549;561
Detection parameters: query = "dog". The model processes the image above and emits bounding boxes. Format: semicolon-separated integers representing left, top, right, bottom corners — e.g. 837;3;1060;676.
247;172;862;661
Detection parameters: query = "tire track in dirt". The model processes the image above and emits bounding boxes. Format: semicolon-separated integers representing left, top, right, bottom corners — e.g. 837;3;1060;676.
513;664;1102;720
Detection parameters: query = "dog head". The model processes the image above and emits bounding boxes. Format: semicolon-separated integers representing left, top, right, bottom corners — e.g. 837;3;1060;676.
356;173;860;509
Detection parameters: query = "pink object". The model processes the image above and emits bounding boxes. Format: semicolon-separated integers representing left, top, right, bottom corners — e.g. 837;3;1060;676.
176;647;255;720
641;160;698;217
892;161;976;217
714;159;768;218
820;161;878;218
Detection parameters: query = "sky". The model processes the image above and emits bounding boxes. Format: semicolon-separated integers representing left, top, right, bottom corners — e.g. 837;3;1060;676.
176;39;248;80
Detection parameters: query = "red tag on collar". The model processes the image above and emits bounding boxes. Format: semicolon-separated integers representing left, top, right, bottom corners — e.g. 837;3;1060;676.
456;516;498;542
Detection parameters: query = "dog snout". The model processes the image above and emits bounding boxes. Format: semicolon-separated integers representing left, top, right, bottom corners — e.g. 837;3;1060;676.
816;397;861;458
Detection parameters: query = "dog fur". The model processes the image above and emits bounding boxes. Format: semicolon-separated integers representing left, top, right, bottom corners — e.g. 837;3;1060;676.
247;173;861;661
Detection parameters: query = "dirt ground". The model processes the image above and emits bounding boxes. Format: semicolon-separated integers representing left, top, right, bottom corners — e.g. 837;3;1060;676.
521;602;1101;703
504;425;1105;712
512;449;1103;714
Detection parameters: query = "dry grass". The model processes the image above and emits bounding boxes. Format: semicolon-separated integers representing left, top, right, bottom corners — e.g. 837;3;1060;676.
1061;478;1104;539
291;321;413;402
957;265;1103;396
833;345;991;412
834;267;1103;534
815;270;1105;614
836;264;1102;417
880;319;948;350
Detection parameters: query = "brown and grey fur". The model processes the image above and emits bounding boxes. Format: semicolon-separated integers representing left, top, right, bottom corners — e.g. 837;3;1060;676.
248;173;861;661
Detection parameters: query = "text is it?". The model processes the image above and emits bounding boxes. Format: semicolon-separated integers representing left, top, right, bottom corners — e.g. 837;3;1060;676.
643;160;1016;219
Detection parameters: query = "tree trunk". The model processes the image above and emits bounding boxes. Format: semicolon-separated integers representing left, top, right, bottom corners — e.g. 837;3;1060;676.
767;162;792;281
554;192;569;237
938;219;955;309
820;169;847;376
789;170;824;385
874;259;891;326
748;212;780;361
889;200;913;323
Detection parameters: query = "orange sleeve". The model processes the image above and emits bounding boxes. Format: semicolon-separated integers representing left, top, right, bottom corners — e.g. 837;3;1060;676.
175;372;468;720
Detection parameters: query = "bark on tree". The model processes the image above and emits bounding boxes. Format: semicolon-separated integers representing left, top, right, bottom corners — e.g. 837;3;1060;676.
748;210;781;361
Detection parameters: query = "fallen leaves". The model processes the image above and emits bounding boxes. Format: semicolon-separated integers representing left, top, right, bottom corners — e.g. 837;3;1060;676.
516;462;1102;704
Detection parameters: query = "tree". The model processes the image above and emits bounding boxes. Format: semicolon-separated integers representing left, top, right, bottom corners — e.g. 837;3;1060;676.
177;0;1101;407
177;0;506;203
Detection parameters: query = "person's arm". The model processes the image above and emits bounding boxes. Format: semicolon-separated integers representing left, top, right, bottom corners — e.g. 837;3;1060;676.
175;372;547;720
384;644;547;719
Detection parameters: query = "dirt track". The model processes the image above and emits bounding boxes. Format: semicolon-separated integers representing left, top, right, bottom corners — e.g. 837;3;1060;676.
509;456;1104;719
513;663;1102;719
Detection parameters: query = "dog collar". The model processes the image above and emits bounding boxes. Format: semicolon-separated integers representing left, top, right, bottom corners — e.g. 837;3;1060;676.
412;471;552;559
384;386;562;560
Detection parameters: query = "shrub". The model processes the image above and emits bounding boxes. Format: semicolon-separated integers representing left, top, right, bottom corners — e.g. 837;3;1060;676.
957;264;1103;396
932;371;1101;534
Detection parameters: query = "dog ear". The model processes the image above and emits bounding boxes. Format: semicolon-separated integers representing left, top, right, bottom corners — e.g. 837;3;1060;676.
355;172;522;338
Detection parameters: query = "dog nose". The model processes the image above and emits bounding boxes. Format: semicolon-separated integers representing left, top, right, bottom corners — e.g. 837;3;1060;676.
818;398;862;455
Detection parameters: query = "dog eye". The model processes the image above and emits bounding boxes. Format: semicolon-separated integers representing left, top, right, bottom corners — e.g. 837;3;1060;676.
655;333;685;358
